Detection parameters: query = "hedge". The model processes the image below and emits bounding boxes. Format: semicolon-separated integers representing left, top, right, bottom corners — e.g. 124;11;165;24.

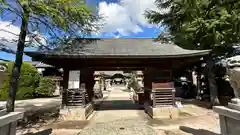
0;62;56;100
35;77;56;97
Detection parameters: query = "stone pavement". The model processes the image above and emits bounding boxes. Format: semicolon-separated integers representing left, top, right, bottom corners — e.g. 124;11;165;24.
16;86;221;135
78;86;158;135
78;86;220;135
88;86;147;123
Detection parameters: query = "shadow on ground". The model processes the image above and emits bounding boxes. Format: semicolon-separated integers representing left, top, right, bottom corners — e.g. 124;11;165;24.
94;100;144;110
179;126;220;135
22;128;52;135
49;120;89;129
179;96;233;109
180;99;212;109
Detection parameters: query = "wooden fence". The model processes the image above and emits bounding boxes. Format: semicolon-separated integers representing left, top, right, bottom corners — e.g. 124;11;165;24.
62;85;90;107
152;88;175;107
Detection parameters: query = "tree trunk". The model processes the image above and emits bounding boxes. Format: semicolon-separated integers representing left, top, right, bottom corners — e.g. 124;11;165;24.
206;55;220;107
6;10;29;112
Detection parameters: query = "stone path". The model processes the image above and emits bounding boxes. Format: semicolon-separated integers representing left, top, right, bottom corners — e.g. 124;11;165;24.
16;86;221;135
78;86;220;135
90;86;146;122
78;86;157;135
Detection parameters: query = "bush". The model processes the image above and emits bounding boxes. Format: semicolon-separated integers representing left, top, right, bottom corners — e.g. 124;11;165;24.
0;62;41;100
35;77;56;97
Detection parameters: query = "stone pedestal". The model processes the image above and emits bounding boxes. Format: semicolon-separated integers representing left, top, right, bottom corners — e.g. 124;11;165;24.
213;100;240;135
60;103;94;120
144;103;179;119
0;109;23;135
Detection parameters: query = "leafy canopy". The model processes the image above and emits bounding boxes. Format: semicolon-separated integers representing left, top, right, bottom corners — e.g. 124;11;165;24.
146;0;240;53
0;0;100;49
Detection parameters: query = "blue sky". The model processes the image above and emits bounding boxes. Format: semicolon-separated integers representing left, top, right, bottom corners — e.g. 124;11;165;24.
0;0;161;61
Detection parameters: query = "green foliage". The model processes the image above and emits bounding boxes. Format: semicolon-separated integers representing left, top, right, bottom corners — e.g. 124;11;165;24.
0;62;40;100
0;0;100;111
0;62;57;100
0;0;100;49
35;77;56;97
25;0;96;33
146;0;240;53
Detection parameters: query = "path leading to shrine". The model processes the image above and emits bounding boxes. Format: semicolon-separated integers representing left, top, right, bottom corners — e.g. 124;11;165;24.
78;86;220;135
17;85;220;135
90;85;148;123
79;86;157;135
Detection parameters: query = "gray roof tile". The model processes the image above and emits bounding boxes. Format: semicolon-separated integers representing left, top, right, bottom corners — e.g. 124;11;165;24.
25;38;210;58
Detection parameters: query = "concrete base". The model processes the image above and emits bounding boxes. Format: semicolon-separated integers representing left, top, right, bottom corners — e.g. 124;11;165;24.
0;109;23;135
213;106;240;135
60;103;94;120
144;103;179;119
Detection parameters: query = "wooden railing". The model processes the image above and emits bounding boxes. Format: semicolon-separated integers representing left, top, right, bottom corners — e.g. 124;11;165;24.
151;88;175;107
62;88;89;107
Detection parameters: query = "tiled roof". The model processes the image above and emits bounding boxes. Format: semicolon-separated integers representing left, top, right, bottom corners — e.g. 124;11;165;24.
25;38;210;58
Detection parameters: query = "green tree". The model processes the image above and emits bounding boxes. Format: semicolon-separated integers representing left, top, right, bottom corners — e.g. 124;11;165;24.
0;0;100;112
146;0;240;106
0;62;40;100
35;77;56;97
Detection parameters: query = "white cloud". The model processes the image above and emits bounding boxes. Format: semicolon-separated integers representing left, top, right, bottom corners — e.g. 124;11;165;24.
0;21;20;47
0;20;46;48
98;0;158;36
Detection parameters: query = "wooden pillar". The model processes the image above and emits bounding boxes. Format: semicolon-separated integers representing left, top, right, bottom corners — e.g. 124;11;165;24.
143;68;152;104
62;68;69;108
87;70;94;102
188;70;193;83
80;68;94;103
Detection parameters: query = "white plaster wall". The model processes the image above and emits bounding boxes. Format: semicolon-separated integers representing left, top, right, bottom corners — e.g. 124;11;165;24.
68;70;80;89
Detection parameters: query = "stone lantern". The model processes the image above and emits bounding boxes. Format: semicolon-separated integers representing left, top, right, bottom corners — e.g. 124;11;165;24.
136;71;144;88
94;72;101;91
